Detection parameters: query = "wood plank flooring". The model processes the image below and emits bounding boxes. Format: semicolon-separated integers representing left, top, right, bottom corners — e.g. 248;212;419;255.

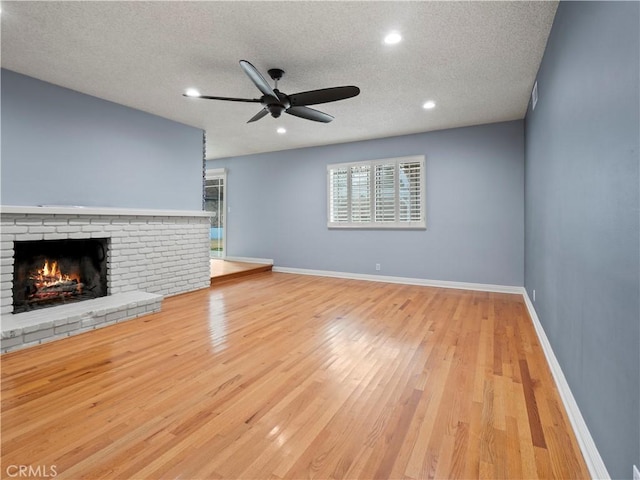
1;272;589;479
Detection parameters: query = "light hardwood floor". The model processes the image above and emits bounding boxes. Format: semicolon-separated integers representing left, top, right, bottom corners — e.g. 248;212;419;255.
1;272;589;479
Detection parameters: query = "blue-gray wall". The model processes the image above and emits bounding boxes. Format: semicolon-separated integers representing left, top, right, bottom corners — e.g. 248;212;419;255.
524;2;639;478
1;69;203;210
210;121;524;287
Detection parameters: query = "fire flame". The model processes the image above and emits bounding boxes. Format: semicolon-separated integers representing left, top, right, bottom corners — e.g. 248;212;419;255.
28;259;82;300
39;260;68;281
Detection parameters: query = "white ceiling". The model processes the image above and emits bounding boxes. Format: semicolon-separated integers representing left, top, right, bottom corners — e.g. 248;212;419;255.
1;1;557;160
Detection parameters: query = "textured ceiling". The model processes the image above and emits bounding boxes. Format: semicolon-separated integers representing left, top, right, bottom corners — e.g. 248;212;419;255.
1;1;557;159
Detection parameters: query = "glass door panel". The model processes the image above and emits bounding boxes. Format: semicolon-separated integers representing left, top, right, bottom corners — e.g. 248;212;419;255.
205;176;225;258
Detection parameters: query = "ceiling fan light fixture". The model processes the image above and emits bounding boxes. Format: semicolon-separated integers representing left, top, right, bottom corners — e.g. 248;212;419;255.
423;100;436;110
184;88;201;98
277;127;286;134
384;31;402;45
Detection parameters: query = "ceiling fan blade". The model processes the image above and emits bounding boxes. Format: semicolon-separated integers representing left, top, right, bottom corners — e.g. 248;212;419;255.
289;86;360;106
239;60;278;99
184;94;261;103
286;106;334;123
247;109;269;123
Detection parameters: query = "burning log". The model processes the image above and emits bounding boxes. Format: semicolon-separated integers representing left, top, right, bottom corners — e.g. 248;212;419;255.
29;281;84;301
37;280;83;294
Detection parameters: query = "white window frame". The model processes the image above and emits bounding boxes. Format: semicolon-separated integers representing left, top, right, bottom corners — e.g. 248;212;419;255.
205;168;227;258
327;155;426;229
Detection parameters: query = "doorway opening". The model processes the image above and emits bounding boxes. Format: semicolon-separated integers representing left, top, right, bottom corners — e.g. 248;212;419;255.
205;168;226;258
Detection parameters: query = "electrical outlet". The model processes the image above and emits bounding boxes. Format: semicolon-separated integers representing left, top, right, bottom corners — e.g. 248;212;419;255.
375;263;381;271
633;464;639;480
533;289;536;302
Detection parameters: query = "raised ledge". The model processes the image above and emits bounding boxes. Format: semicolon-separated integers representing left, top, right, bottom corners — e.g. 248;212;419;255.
0;205;212;217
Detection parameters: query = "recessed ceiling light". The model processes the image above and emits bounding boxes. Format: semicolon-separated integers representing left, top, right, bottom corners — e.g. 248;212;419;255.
277;127;286;134
184;88;201;97
384;31;402;45
422;100;436;110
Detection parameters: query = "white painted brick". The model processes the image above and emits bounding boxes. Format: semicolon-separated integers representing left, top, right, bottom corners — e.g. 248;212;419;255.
15;233;44;241
56;225;81;233
132;305;147;316
24;328;54;343
2;327;22;338
106;311;124;322
53;215;79;221
15;220;43;226
1;335;24;349
23;321;54;333
68;232;91;239
44;233;71;240
81;225;105;233
104;225;127;232
0;249;15;259
54;322;81;334
68;219;91;225
28;226;56;233
53;315;82;327
81;316;105;328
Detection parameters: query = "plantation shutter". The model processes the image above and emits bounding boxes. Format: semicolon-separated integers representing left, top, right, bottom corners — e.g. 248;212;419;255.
375;163;396;223
328;156;425;229
329;167;349;223
399;161;422;223
350;165;371;222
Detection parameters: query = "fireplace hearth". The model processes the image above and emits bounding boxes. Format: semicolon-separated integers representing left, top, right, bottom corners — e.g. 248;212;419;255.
12;239;108;313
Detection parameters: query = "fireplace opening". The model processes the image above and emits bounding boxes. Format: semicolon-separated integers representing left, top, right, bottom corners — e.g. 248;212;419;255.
12;238;108;314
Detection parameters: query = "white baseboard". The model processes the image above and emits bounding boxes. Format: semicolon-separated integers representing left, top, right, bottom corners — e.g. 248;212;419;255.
521;290;610;480
271;266;522;294
222;256;274;265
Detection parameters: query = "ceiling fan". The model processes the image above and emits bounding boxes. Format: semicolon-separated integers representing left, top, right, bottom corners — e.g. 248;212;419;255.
184;60;360;124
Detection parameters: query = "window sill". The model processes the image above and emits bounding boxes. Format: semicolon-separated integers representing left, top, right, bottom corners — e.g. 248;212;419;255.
328;223;426;230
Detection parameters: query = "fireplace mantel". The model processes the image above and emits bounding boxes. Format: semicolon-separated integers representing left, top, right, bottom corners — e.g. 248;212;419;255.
1;205;212;217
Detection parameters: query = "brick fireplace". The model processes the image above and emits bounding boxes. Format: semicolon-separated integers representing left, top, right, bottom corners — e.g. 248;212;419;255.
1;206;212;352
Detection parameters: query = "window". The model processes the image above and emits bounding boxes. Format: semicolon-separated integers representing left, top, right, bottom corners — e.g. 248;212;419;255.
327;155;425;229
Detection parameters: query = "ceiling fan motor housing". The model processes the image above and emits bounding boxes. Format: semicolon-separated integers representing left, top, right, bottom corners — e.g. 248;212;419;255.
267;103;286;118
263;89;290;118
